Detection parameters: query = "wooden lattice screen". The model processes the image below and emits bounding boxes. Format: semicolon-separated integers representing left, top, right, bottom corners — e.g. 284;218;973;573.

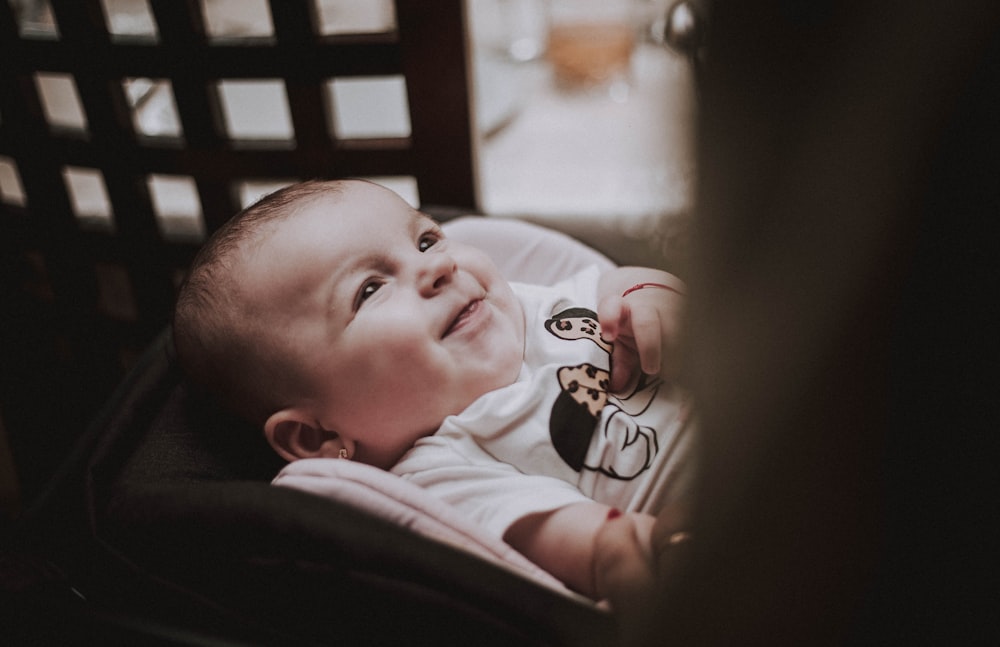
0;0;475;497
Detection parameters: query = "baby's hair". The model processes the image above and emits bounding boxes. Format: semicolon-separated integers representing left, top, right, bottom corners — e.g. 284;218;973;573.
173;179;345;425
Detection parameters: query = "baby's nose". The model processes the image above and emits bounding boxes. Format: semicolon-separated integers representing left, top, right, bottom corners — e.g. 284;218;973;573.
418;253;457;296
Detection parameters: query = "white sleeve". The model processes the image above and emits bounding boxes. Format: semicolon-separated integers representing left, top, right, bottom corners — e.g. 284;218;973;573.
393;436;591;539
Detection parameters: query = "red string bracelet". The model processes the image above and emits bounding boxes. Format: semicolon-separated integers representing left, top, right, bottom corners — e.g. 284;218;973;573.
621;282;685;298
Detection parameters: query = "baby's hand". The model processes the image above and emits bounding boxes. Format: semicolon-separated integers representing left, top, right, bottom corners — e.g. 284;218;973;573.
598;282;685;394
592;510;656;614
594;502;693;641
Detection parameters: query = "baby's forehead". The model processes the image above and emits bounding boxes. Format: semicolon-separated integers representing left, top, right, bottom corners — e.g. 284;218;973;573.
337;200;435;234
309;185;428;223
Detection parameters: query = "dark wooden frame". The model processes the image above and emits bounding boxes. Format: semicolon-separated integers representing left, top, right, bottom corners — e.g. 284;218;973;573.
0;0;475;496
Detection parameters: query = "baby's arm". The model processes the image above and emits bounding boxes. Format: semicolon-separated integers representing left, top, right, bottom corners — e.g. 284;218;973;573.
597;267;687;394
503;502;656;602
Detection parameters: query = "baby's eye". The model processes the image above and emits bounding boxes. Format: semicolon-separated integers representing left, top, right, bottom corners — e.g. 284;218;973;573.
355;279;383;309
418;232;441;252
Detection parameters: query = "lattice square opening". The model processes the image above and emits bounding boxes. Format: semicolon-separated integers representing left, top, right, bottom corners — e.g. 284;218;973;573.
200;0;273;40
124;78;183;139
34;72;88;133
147;174;205;242
217;80;294;142
327;76;411;140
0;156;26;206
8;0;59;39
62;166;114;231
313;0;396;35
365;176;419;208
100;0;158;40
236;179;297;209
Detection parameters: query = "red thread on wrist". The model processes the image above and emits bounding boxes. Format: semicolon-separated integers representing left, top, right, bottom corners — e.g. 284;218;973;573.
622;282;685;298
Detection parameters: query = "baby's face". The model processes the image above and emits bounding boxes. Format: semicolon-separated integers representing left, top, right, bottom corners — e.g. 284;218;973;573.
242;181;525;468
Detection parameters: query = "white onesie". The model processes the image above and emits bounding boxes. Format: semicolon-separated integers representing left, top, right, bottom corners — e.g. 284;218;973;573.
391;266;694;538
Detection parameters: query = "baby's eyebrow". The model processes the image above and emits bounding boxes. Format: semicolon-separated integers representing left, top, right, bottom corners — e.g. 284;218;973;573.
409;210;436;229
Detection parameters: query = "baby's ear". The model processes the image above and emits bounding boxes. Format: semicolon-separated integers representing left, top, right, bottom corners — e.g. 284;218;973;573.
264;409;346;462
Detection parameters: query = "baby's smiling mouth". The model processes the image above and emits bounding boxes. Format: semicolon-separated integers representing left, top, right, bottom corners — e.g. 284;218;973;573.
443;298;483;338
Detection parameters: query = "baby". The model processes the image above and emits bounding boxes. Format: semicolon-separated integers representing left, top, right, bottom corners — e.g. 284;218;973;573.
173;179;692;606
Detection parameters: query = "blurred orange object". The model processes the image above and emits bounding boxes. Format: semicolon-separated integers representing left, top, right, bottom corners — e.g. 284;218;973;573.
547;21;635;88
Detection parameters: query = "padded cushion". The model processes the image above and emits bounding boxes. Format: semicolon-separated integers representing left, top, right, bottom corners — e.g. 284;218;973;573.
272;458;572;594
442;216;616;283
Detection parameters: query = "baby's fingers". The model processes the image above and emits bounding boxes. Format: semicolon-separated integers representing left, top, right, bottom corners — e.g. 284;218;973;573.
610;344;640;395
599;295;639;393
628;303;663;377
597;294;627;342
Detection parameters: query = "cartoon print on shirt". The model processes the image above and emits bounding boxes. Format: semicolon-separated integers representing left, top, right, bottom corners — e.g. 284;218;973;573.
545;307;661;480
543;307;612;353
